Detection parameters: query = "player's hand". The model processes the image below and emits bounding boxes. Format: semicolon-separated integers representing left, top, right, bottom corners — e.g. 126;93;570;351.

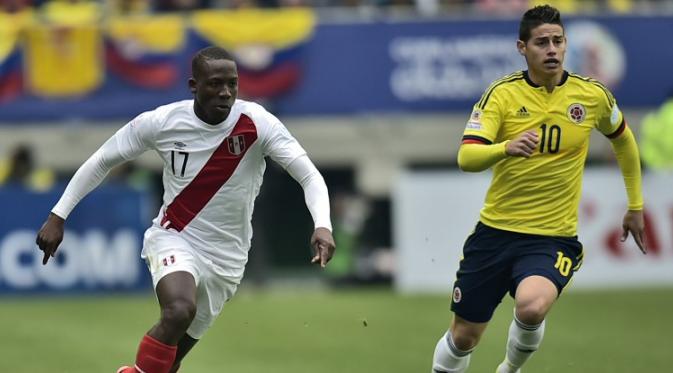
506;130;539;158
35;212;65;265
310;227;336;268
621;210;646;254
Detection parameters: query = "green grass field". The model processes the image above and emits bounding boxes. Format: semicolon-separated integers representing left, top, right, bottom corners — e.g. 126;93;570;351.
1;287;671;373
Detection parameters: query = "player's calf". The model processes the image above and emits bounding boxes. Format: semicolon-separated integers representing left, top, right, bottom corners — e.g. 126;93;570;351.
432;331;473;373
497;313;545;373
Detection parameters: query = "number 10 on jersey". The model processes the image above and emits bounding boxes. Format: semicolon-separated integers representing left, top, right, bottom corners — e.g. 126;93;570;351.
539;124;561;154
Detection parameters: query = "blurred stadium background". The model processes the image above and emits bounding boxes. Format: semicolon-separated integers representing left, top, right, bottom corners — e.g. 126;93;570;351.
1;0;673;372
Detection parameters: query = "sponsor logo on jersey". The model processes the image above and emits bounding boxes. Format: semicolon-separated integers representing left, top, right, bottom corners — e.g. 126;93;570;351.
227;135;246;156
466;109;483;130
567;103;586;124
610;104;621;127
469;109;482;123
452;287;462;303
516;106;530;117
174;141;187;149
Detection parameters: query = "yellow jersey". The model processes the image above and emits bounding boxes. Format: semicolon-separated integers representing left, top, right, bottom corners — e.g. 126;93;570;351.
462;70;626;237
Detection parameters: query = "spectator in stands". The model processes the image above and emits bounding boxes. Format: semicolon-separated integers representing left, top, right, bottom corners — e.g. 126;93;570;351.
0;0;38;12
154;0;212;12
106;0;151;14
475;0;528;14
0;144;54;191
640;91;673;170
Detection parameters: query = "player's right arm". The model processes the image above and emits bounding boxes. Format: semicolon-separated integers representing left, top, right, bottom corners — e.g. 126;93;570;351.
458;131;539;172
457;83;538;172
36;112;158;264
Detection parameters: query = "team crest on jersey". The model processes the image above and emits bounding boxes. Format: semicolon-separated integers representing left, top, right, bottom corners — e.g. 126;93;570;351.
162;255;176;266
567;103;586;124
227;135;246;156
452;287;462;303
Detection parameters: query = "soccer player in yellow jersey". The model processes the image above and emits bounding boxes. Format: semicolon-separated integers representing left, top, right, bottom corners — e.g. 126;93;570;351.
431;5;646;373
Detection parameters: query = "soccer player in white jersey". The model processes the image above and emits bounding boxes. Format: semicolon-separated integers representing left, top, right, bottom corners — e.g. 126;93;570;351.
35;46;336;373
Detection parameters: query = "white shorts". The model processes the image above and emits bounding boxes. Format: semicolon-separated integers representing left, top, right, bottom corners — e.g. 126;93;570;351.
141;226;238;339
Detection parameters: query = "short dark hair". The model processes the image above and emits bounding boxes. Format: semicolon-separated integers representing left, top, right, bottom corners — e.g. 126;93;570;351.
519;5;563;42
191;46;235;78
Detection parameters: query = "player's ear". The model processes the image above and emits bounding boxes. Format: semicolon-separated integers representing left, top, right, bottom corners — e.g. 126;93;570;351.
516;40;526;56
188;77;197;94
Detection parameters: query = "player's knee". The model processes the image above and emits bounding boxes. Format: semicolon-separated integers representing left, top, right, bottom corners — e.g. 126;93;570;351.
451;329;481;351
161;299;197;331
516;298;550;325
453;334;479;351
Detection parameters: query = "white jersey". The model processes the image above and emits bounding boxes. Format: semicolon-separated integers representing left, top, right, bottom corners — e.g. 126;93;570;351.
54;99;313;280
140;99;306;277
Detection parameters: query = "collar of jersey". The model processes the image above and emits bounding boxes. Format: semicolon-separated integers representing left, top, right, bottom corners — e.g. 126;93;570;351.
523;70;569;88
190;100;240;130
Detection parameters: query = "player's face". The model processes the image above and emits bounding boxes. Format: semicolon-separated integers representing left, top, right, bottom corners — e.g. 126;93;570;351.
190;59;238;124
518;23;566;78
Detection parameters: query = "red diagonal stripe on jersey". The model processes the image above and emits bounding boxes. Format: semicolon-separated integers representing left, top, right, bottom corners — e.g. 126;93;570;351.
161;114;258;232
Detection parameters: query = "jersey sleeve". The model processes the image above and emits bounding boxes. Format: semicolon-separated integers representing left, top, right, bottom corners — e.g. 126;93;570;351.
114;110;159;160
462;86;505;144
594;83;625;138
286;155;332;231
260;111;307;169
51;111;159;219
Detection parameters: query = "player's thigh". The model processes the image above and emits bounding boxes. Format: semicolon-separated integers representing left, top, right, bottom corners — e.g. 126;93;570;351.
186;261;239;339
142;227;202;302
451;222;516;323
511;235;583;316
156;272;198;310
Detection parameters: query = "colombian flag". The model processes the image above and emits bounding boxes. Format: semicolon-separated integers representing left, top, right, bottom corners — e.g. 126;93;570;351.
23;2;103;98
105;15;184;89
190;8;315;99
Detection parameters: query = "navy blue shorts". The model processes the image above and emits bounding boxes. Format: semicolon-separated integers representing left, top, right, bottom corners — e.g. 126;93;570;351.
450;222;584;323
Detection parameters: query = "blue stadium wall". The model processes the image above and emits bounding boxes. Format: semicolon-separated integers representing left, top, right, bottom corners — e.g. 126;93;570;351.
0;185;153;294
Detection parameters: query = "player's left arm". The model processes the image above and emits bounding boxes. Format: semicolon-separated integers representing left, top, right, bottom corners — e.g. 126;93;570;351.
286;155;336;268
260;109;335;267
598;93;647;254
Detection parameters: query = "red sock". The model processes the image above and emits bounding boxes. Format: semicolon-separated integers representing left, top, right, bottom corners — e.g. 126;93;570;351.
134;334;177;373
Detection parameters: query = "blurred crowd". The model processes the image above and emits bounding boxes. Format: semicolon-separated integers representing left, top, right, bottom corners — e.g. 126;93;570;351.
1;0;669;14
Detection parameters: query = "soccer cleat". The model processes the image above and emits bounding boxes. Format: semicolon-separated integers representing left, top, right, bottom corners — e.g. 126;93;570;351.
495;360;520;373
